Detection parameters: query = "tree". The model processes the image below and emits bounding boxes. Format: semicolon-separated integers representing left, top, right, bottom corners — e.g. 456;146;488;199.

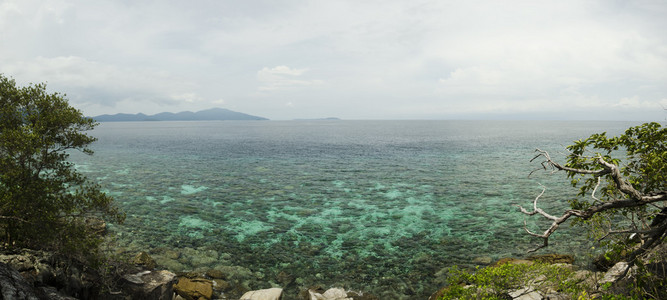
0;74;123;256
517;122;666;267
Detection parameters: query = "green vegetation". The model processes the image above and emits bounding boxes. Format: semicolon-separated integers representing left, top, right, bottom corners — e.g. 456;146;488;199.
437;262;590;300
520;122;665;255
512;122;666;298
0;74;124;259
564;122;666;250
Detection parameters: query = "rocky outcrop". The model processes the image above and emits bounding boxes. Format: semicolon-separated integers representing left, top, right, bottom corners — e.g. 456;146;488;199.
598;261;631;286
0;262;41;300
0;249;100;299
0;249;180;300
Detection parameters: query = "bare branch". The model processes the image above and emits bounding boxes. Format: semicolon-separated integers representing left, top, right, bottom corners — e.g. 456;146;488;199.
530;149;611;176
591;176;601;202
520;149;667;255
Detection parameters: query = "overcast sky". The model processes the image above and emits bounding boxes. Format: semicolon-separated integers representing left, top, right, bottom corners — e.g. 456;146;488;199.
1;0;666;120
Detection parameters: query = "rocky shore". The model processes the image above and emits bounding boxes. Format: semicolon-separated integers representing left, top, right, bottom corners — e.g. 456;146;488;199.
0;248;382;300
1;220;662;299
0;247;652;300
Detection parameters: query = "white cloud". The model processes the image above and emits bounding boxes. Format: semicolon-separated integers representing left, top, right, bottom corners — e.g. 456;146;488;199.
4;56;199;109
257;66;323;92
613;96;667;109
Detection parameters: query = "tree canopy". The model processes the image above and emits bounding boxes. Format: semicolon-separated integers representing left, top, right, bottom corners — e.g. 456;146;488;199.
518;122;666;266
0;74;123;255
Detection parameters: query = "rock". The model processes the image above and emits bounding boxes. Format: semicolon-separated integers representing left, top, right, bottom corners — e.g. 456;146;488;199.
0;262;41;300
490;257;533;267
205;269;226;279
570;270;599;287
309;287;352;300
509;287;542;300
156;257;185;272
346;290;380;300
180;248;219;268
473;256;493;265
598;261;630;286
39;286;78;300
0;254;30;272
133;251;157;270
240;287;283;300
173;277;213;300
121;270;176;300
211;279;230;293
543;293;570;300
275;271;294;286
212;265;253;280
526;254;574;265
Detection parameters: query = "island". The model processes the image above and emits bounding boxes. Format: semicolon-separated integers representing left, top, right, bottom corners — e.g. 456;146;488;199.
92;108;268;122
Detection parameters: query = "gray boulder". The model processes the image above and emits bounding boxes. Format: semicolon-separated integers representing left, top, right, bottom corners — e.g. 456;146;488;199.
121;270;177;300
0;262;41;300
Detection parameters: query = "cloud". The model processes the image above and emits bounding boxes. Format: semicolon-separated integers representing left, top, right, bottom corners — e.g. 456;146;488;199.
4;56;199;108
613;96;667;109
1;0;665;120
256;66;323;92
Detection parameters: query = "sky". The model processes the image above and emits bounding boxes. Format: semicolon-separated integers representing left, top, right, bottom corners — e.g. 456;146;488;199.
1;0;666;120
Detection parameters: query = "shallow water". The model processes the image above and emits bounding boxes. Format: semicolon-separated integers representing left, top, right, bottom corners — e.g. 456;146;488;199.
69;120;638;299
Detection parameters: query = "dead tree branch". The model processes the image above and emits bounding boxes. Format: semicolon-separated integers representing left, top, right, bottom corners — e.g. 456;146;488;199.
517;149;667;257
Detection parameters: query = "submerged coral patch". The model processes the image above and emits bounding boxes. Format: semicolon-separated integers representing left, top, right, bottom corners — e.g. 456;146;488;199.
181;185;208;195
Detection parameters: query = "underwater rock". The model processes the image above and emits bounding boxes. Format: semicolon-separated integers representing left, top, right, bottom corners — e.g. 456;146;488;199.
472;256;493;265
173;277;213;300
133;251;157;270
346;290;380;300
155;257;185;272
211;278;230;293
179;247;219;268
308;287;352;300
240;287;284;300
205;269;226;279
275;271;294;286
212;265;253;281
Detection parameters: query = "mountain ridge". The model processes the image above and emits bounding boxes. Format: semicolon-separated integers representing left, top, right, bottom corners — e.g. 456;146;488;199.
93;108;268;122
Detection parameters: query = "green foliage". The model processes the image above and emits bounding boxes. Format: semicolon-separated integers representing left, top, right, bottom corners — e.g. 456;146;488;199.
566;122;665;198
0;74;124;258
563;122;665;243
438;262;587;300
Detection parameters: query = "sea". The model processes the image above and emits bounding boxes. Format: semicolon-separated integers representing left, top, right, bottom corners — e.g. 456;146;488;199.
68;120;641;299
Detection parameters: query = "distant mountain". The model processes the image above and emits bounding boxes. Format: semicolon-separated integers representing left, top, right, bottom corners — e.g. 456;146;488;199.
93;108;268;122
294;117;341;121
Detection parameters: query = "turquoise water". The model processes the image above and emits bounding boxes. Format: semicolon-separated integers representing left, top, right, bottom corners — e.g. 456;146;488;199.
70;120;638;299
